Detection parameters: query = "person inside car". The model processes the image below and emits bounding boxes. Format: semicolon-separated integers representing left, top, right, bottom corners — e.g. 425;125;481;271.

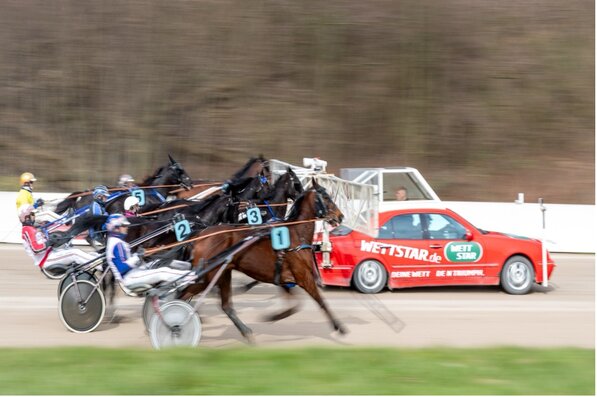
395;186;408;201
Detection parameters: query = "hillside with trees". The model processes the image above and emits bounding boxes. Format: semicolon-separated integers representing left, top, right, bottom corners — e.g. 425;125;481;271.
0;0;593;203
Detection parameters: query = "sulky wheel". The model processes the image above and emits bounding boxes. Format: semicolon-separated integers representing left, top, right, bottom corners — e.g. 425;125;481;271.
149;300;201;349
353;259;387;294
59;280;105;333
57;271;98;299
142;292;176;331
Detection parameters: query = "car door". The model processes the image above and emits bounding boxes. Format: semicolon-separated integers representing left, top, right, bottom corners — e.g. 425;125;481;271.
379;213;438;288
422;212;493;286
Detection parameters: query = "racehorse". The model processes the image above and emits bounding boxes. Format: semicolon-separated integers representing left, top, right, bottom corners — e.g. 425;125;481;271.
175;155;270;200
129;167;304;250
54;155;193;216
180;178;346;342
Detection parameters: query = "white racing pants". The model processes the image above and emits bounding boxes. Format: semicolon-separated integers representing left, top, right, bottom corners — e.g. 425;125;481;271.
43;248;99;270
123;267;193;289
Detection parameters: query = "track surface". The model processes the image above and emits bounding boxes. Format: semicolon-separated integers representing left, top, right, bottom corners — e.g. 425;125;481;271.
0;245;593;348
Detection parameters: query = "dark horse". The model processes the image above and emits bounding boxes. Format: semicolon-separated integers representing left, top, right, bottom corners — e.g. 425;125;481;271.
175;155;270;200
127;167;304;250
180;178;346;342
54;155;193;216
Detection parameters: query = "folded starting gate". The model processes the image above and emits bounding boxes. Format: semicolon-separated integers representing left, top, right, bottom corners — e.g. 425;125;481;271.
269;159;378;237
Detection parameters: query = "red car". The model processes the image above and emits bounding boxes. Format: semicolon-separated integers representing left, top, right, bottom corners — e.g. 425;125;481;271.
315;207;556;294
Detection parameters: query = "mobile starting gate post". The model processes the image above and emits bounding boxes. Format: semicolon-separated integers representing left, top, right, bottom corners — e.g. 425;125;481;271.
539;198;548;287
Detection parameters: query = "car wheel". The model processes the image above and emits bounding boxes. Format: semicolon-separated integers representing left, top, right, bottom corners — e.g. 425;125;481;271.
353;260;387;294
500;255;534;295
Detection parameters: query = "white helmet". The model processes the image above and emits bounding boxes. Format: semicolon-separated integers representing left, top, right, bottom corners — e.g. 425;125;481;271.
105;214;131;232
124;196;140;211
118;174;135;187
18;205;35;223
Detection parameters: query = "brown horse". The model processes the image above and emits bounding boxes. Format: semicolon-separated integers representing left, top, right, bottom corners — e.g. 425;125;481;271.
180;178;346;342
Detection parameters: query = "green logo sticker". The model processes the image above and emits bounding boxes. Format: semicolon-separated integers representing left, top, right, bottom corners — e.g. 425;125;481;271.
444;242;483;262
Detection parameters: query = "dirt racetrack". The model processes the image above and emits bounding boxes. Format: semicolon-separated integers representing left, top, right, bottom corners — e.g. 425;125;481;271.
0;245;593;349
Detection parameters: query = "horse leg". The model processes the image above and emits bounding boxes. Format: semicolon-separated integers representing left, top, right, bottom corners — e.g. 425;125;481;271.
102;270;117;321
264;286;301;322
297;267;348;335
235;280;260;295
219;269;255;343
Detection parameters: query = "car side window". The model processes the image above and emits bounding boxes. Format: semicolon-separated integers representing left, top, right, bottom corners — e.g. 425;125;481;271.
426;214;467;240
379;214;423;239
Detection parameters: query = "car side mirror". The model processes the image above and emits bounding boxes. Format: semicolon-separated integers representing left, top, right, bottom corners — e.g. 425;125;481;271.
464;230;473;241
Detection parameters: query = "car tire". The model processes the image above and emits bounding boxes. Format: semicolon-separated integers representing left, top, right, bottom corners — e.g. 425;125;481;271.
500;255;535;295
353;260;387;294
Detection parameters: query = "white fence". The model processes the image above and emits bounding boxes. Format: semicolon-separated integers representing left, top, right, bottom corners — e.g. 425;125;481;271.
2;191;594;253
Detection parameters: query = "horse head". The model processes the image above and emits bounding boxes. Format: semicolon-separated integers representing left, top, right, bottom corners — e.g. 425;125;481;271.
311;178;344;227
268;167;303;202
167;154;193;190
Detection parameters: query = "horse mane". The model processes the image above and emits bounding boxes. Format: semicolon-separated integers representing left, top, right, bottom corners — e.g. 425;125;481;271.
285;190;311;221
141;165;166;185
231;157;260;180
227;176;256;194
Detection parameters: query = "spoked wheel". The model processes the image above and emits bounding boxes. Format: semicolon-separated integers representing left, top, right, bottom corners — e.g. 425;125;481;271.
149;300;201;349
57;271;98;299
142;292;176;331
59;280;105;333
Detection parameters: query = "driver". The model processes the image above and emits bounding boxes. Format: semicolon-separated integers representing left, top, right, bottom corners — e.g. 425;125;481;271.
105;214;195;289
19;205;99;276
16;172;44;214
118;174;136;189
123;196;140;217
88;186;109;245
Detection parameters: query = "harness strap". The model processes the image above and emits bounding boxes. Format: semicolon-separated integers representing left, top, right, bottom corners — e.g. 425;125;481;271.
151;189;167;202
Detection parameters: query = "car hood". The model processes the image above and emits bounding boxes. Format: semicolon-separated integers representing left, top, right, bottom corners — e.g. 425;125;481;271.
483;230;541;244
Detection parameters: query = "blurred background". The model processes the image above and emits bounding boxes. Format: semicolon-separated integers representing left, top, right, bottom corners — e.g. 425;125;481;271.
0;0;593;203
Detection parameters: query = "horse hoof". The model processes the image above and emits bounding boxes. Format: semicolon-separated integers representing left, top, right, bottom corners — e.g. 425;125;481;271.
336;324;349;335
245;333;256;345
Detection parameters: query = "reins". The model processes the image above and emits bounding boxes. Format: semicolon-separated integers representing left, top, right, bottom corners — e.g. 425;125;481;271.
168;182;223;194
144;217;324;256
63;182;219;200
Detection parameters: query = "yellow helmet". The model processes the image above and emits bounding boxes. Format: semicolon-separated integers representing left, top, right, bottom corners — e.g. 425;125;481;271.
20;172;37;185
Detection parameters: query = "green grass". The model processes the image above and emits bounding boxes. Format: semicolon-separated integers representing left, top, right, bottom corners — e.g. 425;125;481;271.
0;347;593;394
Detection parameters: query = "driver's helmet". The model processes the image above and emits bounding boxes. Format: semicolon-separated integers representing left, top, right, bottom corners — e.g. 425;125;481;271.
105;213;131;232
20;172;37;185
124;196;140;211
118;174;135;187
93;186;109;200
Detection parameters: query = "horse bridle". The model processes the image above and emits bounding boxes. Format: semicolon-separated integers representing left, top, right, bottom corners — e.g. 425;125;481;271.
169;162;193;190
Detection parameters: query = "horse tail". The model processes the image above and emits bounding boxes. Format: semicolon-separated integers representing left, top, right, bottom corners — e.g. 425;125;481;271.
55;192;83;214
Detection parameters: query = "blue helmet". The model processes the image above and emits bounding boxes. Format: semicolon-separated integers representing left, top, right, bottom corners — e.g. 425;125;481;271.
93;186;109;200
105;213;130;232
